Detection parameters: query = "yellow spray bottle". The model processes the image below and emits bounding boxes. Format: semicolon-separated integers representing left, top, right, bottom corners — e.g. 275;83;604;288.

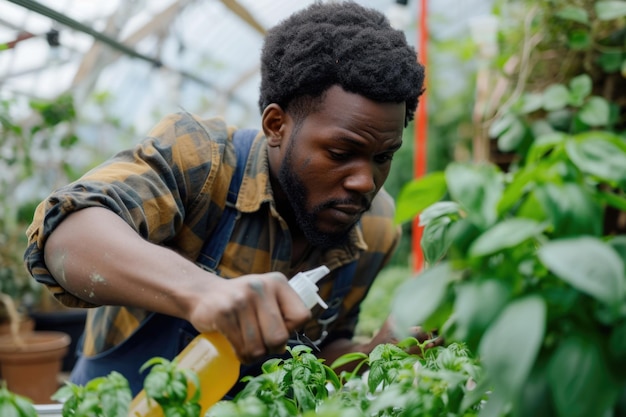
128;265;330;417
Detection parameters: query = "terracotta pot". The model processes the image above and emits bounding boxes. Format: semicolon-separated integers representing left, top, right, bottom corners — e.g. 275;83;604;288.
0;331;70;404
0;316;35;336
0;316;35;380
31;309;86;371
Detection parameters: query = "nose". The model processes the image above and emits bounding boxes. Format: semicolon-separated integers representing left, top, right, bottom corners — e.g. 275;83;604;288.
343;161;377;195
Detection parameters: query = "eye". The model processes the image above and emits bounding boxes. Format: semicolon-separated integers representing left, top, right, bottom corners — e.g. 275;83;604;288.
328;149;350;161
374;153;395;164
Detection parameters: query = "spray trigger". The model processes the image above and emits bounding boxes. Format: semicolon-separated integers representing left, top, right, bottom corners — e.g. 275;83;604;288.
289;265;330;310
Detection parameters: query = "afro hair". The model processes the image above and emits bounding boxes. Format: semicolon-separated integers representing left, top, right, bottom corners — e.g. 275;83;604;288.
259;1;424;126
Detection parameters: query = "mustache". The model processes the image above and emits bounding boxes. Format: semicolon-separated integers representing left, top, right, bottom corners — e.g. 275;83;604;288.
313;196;371;213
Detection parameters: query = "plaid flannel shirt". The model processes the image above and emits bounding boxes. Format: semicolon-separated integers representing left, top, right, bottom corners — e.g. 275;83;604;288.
24;112;400;355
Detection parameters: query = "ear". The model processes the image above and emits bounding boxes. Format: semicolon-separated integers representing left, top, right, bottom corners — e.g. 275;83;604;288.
261;103;287;147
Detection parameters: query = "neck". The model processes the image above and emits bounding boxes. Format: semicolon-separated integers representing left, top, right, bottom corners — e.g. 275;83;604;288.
269;175;312;264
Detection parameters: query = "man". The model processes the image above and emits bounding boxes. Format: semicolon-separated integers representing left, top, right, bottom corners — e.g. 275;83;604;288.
24;1;425;396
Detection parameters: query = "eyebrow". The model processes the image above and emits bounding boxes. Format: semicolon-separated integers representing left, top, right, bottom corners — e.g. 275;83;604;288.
336;136;403;152
386;141;403;152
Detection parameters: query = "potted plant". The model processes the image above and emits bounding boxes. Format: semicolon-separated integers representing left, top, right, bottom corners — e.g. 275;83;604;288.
0;290;71;405
1;94;89;377
0;225;39;336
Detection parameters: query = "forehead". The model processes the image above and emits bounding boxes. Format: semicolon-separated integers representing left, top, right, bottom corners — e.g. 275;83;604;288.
303;85;406;141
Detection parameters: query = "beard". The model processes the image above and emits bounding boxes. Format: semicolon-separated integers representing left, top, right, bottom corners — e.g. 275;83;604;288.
277;142;359;250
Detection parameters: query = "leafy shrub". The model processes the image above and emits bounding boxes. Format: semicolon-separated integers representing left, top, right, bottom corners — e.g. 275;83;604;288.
208;341;486;417
391;2;626;415
7;340;486;417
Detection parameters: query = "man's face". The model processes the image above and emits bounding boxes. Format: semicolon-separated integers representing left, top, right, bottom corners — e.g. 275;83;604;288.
275;85;405;248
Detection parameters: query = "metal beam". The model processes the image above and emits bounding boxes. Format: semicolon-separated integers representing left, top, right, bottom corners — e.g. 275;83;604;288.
219;0;266;35
6;0;249;108
7;0;164;67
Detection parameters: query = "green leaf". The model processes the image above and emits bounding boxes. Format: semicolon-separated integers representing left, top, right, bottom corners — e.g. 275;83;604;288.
367;360;386;393
468;218;546;257
445;163;502;229
421;216;453;264
542;84;570;111
520;92;544;114
534;182;603;237
578;96;610;126
488;106;527;150
566;135;626;183
395;171;447;224
451;280;510;350
497;167;540;214
0;403;20;417
169;379;188;404
488;112;516;138
419;201;460;226
329;352;368;370
567;29;591;50
497;116;526;152
556;6;589;24
323;365;341;390
609;320;626;364
446;218;483;259
538;237;626;307
516;189;548;222
391;262;455;336
13;397;37;417
595;1;626;20
60;133;79;149
525;132;568;164
530;119;555;138
608;235;626;265
548;333;619;417
598;51;624;73
568;74;592;106
144;370;171;402
3;391;36;417
514;359;557;417
475;388;507;417
76;396;101;416
546;108;574;131
478;295;546;398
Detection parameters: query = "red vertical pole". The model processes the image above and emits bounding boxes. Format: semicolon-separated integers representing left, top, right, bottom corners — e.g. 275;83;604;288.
413;0;428;273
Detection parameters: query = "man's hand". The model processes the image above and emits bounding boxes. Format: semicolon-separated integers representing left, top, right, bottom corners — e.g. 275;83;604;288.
186;272;312;364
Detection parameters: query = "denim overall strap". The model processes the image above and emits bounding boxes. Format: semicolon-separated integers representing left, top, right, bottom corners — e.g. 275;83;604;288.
196;128;257;273
69;128;258;395
313;258;357;346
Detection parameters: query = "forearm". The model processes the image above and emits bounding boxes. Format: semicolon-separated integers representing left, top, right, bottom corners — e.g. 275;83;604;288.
43;206;207;320
43;206;313;362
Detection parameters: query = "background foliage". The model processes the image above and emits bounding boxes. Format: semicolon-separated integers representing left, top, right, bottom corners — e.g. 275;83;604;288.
393;0;626;416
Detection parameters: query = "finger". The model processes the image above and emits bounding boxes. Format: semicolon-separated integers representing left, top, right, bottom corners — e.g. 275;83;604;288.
249;275;293;355
211;285;266;363
256;301;290;354
237;276;292;361
218;305;267;364
272;274;312;331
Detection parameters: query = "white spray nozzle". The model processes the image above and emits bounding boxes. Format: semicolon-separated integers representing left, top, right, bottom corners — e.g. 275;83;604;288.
289;265;330;310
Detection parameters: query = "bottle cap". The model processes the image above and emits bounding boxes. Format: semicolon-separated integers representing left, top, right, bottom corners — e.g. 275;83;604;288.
289;265;330;310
